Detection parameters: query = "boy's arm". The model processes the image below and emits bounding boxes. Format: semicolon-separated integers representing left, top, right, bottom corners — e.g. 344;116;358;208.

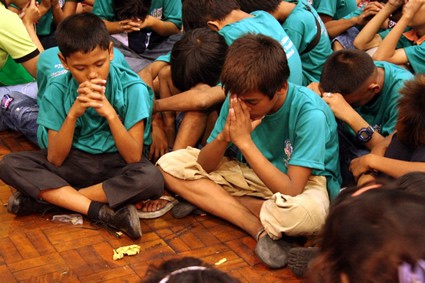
138;60;169;91
154;85;226;113
323;92;384;149
46;79;106;166
140;16;180;36
354;1;401;50
372;0;423;64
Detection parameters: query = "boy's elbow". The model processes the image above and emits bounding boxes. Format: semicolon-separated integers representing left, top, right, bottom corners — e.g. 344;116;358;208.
47;155;64;167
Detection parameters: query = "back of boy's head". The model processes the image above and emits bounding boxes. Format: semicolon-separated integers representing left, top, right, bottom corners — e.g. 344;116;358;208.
236;0;280;13
221;34;289;99
320;49;375;96
171;28;228;92
182;0;240;31
56;13;111;58
143;256;240;283
113;0;151;20
396;74;425;149
305;189;425;283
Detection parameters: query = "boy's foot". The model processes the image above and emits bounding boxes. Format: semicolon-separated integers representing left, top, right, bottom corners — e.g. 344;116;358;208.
171;200;206;218
137;195;178;219
98;204;142;240
254;229;296;269
287;247;319;277
7;191;62;216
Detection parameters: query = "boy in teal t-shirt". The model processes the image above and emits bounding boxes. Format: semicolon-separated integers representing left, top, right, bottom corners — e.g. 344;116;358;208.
182;0;303;86
0;13;164;240
319;49;413;186
156;34;341;269
237;0;332;85
93;0;182;72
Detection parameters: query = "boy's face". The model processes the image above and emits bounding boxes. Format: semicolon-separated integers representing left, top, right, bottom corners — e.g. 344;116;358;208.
342;71;380;108
59;43;114;85
237;88;285;120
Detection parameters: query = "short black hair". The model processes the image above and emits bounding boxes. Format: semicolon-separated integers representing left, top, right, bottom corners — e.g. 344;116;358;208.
113;0;151;20
236;0;280;13
56;13;111;58
320;49;375;95
182;0;240;31
171;28;228;92
221;34;289;99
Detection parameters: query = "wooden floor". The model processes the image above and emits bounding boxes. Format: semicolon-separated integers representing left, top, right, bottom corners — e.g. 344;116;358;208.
0;130;301;282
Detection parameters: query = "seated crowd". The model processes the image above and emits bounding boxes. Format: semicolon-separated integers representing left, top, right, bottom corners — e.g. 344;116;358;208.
0;0;424;280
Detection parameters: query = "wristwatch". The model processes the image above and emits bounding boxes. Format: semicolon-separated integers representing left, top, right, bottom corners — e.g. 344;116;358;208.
356;126;375;143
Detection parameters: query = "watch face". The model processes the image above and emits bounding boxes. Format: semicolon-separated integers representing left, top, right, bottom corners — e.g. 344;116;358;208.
360;131;369;139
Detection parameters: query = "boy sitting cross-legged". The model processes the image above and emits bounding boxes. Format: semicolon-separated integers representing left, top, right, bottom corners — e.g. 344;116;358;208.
156;34;341;269
0;13;164;239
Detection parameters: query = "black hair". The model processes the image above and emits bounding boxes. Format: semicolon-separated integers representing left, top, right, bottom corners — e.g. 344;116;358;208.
170;28;228;92
305;189;425;283
182;0;240;31
142;257;240;283
113;0;151;20
236;0;280;14
221;33;289;99
320;49;376;96
55;13;111;58
396;74;425;149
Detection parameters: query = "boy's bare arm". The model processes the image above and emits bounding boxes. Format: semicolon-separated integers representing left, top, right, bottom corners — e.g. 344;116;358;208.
354;1;401;50
228;96;311;196
154;85;226;113
141;16;180;36
322;92;384;149
373;0;423;64
46;79;106;166
138;61;169;91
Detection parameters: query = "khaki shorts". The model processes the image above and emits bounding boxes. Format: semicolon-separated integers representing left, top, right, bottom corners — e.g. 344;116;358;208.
261;176;329;239
157;147;329;238
157;147;274;198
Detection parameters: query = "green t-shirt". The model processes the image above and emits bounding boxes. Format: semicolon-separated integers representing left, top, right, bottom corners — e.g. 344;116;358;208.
313;0;357;20
346;61;414;137
208;84;342;200
0;55;34;85
219;10;303;86
283;1;333;85
37;62;154;154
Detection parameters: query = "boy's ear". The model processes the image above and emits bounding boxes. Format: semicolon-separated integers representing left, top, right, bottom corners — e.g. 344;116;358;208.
58;53;69;70
207;20;220;31
369;83;381;95
108;42;114;61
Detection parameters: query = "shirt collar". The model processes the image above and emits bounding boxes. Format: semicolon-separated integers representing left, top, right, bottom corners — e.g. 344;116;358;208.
403;29;425;45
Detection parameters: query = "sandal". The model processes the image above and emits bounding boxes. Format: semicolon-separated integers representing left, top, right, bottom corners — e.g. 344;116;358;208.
137;195;178;219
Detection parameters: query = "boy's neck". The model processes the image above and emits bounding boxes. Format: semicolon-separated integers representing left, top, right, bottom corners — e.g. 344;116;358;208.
270;2;295;22
219;9;253;29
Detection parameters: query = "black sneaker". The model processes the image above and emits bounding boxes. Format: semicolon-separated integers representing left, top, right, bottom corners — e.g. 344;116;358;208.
287;247;319;277
97;204;142;240
7;191;62;216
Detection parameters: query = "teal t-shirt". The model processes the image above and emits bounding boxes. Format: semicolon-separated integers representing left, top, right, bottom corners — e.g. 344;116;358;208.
208;84;342;200
219;11;303;86
93;0;182;29
37;62;154;154
346;61;414;137
155;52;171;63
313;0;357;19
36;46;129;101
283;2;332;85
405;42;425;74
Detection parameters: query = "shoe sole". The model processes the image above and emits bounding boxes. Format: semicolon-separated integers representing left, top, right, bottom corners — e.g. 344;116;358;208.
287;247;319;277
126;205;143;240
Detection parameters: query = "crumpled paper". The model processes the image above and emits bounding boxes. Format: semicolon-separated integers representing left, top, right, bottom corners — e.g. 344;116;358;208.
113;244;141;260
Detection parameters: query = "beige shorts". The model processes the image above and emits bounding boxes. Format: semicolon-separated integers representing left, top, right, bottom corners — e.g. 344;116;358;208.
157;147;274;198
157;147;329;238
260;175;329;239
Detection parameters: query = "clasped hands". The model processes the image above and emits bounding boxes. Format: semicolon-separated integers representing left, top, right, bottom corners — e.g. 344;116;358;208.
217;95;263;149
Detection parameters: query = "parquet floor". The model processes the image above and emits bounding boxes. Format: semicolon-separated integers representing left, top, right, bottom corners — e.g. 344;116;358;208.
0;130;301;282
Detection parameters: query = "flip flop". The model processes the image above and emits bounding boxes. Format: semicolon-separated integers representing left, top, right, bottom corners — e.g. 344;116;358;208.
137;195;178;219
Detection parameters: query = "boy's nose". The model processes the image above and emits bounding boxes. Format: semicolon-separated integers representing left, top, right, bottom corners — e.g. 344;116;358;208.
88;72;98;80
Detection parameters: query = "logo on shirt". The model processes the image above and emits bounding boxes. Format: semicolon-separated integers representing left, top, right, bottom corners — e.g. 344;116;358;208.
151;8;163;19
283;139;293;166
